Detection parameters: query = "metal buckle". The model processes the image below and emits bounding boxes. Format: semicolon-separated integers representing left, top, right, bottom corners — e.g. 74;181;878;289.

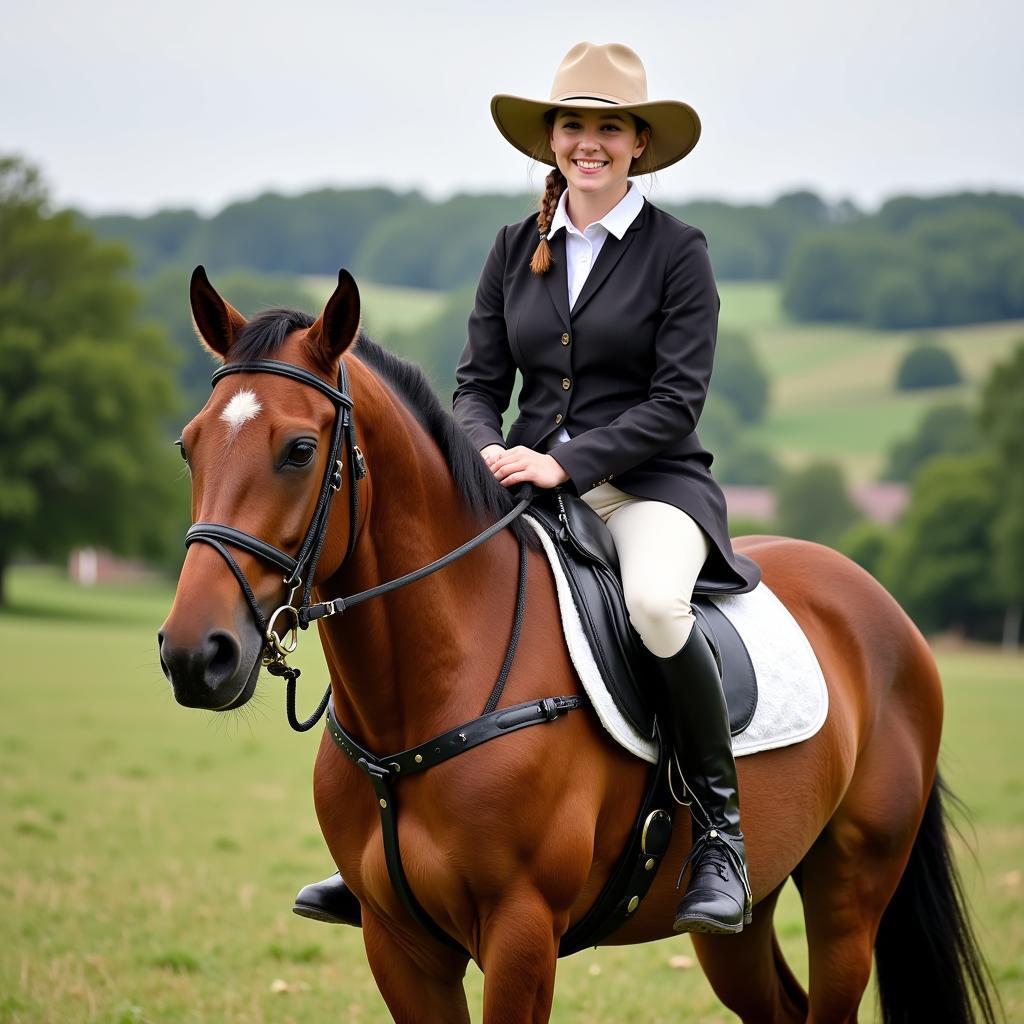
266;603;300;658
353;445;367;479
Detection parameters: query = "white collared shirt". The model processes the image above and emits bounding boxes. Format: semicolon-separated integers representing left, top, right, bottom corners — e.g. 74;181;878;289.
545;181;645;447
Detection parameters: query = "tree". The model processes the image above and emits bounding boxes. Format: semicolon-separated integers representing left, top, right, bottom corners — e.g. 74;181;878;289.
714;442;783;486
782;230;906;322
894;341;963;390
881;401;980;481
710;328;770;423
355;193;534;290
979;339;1024;649
864;267;934;328
879;454;1003;638
0;155;185;604
775;460;862;547
142;265;316;411
838;520;892;580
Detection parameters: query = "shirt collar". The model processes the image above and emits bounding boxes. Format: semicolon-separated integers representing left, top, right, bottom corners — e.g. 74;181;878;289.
547;181;644;241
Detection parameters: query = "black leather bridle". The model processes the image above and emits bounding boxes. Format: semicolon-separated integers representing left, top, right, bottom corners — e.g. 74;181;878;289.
185;358;365;667
183;356;533;729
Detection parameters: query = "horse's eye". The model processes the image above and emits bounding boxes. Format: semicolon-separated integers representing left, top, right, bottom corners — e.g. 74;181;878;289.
175;438;188;461
287;441;317;467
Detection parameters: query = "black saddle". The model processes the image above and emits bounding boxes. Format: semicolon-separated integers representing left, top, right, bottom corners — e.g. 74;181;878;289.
527;489;759;740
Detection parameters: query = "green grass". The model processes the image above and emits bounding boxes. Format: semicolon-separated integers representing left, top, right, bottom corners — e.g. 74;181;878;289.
302;277;447;339
3;568;1018;1023
715;283;1024;483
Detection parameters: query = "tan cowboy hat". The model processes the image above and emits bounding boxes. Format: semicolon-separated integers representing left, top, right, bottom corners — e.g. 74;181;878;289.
491;42;701;176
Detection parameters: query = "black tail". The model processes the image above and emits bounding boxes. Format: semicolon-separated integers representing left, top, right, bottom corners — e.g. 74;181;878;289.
874;772;1000;1024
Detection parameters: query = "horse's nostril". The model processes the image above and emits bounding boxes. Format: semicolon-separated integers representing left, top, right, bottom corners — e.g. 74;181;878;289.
205;630;241;688
157;631;171;681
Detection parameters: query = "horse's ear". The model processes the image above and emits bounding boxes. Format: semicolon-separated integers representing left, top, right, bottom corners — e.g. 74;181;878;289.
190;265;247;361
306;269;361;370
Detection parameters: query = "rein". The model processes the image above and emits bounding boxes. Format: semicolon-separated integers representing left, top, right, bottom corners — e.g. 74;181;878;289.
183;356;534;730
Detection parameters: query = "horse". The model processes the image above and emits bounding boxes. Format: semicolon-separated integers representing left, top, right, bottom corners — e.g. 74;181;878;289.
158;267;997;1023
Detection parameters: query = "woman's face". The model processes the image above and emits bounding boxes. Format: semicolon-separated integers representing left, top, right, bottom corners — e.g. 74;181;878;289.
548;108;649;198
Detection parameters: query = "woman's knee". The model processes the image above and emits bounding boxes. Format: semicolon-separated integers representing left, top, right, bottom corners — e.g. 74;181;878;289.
623;586;697;657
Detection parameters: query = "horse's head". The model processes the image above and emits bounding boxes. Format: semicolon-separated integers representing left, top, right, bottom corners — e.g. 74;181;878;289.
158;266;362;711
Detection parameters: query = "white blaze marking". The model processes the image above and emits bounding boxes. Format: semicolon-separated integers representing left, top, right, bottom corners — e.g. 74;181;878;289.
220;389;262;433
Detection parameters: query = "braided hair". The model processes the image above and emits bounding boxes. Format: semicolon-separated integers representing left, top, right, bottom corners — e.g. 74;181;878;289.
530;166;568;274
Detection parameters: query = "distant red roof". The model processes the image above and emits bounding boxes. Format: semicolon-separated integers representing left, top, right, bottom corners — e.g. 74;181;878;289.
723;482;908;526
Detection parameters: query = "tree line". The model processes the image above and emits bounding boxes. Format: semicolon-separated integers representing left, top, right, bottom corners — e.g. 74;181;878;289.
4;152;1023;648
83;186;1024;330
739;344;1024;649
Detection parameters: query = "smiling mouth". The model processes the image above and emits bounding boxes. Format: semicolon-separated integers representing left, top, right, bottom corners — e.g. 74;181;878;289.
573;159;608;170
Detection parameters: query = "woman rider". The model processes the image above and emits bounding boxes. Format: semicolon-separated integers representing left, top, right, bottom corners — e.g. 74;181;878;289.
294;40;761;936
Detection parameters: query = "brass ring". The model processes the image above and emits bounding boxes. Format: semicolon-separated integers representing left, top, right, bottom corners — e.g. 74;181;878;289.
266;604;300;656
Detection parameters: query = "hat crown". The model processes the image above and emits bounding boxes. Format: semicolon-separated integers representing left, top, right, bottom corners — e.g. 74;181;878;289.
550;41;649;106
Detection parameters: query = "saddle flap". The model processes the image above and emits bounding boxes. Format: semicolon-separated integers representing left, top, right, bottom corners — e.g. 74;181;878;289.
527;491;759;740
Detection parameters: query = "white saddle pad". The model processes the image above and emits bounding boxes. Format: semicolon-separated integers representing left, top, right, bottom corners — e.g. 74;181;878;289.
523;515;829;764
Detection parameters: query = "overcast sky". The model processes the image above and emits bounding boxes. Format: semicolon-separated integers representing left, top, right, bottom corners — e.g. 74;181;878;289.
2;0;1019;216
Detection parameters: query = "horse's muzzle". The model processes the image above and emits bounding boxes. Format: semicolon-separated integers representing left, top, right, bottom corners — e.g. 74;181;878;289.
157;625;261;711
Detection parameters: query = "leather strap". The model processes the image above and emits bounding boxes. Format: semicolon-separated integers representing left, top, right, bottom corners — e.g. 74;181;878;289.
558;729;673;956
297;493;533;625
213;359;354;409
325;694;586;953
326;695;585;783
184;523;299;577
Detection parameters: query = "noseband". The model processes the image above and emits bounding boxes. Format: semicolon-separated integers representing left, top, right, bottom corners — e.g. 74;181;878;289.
182;356;532;729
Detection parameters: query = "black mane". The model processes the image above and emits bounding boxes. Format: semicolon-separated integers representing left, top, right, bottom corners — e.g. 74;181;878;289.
352;333;540;550
230;309;539;550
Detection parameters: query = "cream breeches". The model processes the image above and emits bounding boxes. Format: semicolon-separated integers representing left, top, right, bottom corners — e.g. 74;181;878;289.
579;482;712;658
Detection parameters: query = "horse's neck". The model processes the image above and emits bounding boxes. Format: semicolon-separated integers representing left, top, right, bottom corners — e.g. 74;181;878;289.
315;402;520;756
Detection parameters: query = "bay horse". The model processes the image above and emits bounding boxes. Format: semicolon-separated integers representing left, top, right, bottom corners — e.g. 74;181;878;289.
158;267;997;1023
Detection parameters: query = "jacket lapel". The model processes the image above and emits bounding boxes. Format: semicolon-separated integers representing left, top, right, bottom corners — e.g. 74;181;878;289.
542;231;571;331
570;200;647;319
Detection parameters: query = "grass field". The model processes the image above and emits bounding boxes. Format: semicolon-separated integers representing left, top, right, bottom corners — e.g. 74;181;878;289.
301;277;448;340
2;567;1021;1023
717;282;1024;482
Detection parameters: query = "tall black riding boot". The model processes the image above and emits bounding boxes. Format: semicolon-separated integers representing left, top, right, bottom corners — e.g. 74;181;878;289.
292;871;362;927
649;622;752;934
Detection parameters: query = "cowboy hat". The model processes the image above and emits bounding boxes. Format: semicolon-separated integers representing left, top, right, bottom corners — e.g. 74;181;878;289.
491;42;701;176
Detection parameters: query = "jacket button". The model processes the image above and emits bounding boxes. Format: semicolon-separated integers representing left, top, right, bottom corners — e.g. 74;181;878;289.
554;413;563;424
562;377;571;390
561;332;570;345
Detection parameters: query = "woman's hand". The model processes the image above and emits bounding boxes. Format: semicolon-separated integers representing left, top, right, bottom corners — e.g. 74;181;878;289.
484;445;570;489
480;444;507;470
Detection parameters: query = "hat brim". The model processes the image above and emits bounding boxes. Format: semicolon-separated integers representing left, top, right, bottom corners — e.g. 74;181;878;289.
490;94;701;175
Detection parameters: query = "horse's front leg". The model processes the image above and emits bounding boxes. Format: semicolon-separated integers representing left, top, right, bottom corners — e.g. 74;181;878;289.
363;910;471;1024
479;888;567;1024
